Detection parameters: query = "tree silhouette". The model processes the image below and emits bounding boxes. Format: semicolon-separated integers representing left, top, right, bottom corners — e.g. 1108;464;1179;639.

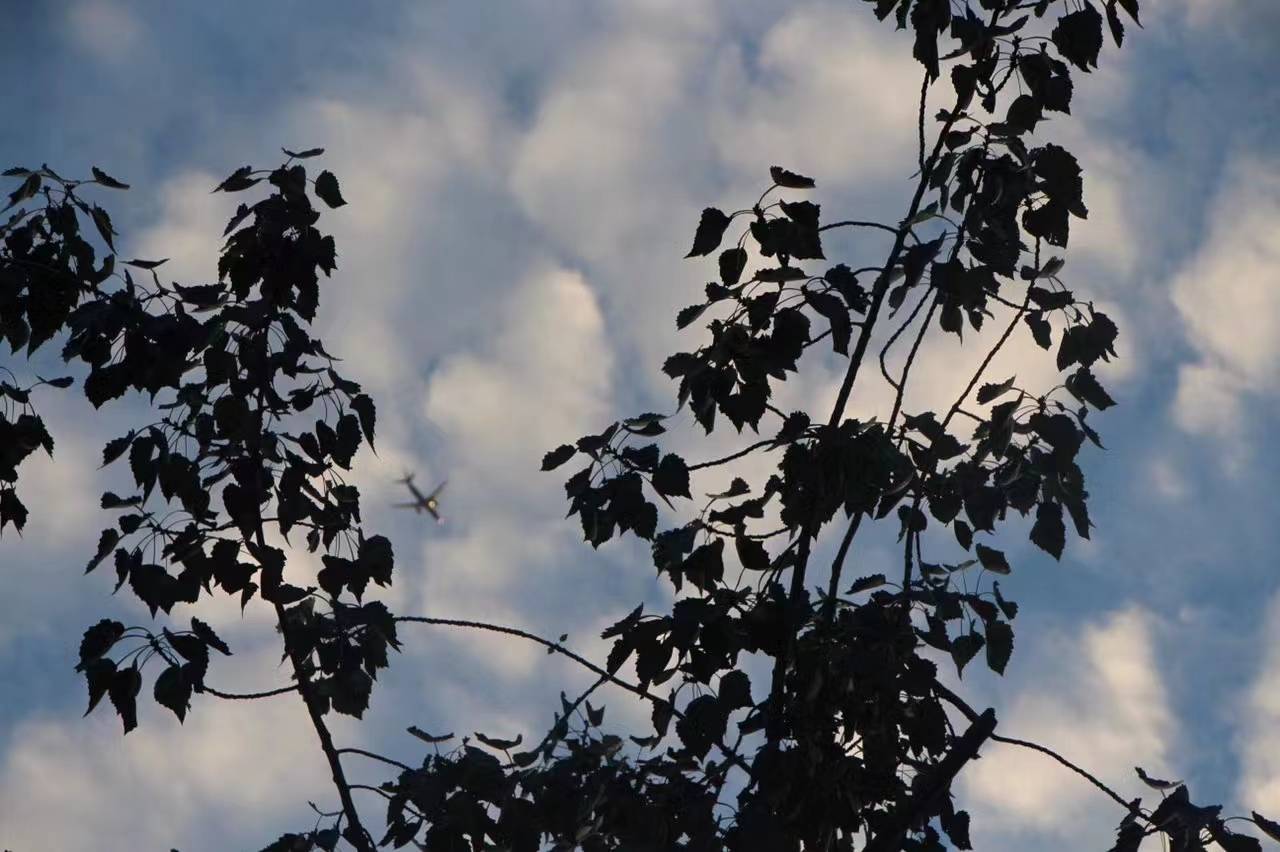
2;1;1277;850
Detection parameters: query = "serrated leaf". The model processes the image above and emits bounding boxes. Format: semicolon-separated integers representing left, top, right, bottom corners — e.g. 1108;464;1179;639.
349;393;376;449
153;664;192;722
1030;501;1066;559
1065;367;1116;410
77;618;126;670
91;167;130;189
86;529;120;573
977;376;1017;405
1252;812;1280;843
676;303;709;330
191;617;232;656
541;444;577;471
1135;766;1181;790
314;170;346;208
124;258;168;270
83;657;116;716
719;247;748;286
951;632;984;675
974;543;1011;575
846;573;887;594
653;454;691;499
769;166;815;189
474;731;523;751
407;726;454;744
213;166;259;193
108;665;143;734
985;620;1014;674
686;208;732;257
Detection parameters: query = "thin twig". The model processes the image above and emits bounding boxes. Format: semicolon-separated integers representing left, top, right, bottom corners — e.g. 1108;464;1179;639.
933;682;1134;813
395;615;756;779
203;683;298;700
338;748;412;773
688;440;778;472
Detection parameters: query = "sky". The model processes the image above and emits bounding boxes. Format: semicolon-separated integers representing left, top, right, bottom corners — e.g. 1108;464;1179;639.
0;1;1277;849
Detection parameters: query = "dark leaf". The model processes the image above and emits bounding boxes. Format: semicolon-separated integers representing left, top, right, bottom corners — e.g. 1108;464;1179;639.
1065;367;1116;410
474;731;523;751
77;619;126;670
213;166;259;193
83;657;116;716
977;376;1016;405
1252;812;1280;843
541;444;577;471
108;665;143;734
974;543;1012;575
653;454;691;499
735;535;771;572
153;664;192;722
124;258;169;270
708;478;751;499
407;726;454;744
676;303;709;330
1052;4;1105;71
314;170;346;208
1030;501;1066;559
40;375;75;388
769;166;815;189
283;147;325;159
719;247;748;286
349;394;376;449
1135;766;1180;790
985;620;1014;674
686;208;732;258
846;574;887;594
0;488;28;533
191;617;232;656
86;529;120;573
1105;0;1125;47
951;632;984;675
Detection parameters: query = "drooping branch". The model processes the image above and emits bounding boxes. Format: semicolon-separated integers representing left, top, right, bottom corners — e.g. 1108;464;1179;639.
934;682;1135;814
395;615;757;778
202;683;298;700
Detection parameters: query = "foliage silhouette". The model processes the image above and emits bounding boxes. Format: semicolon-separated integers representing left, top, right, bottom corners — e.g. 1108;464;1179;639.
0;0;1273;850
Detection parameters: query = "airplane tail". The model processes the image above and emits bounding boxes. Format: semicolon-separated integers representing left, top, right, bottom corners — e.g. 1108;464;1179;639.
397;471;414;485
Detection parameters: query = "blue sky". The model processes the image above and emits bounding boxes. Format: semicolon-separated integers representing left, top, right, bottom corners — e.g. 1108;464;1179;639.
0;1;1277;849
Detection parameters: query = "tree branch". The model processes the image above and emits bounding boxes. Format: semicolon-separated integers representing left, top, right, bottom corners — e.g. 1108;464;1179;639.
338;748;412;773
395;615;756;779
933;682;1134;813
202;683;298;700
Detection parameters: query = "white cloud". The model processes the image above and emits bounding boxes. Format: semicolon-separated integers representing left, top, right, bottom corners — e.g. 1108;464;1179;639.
962;609;1177;845
65;1;142;65
1170;155;1280;440
0;648;331;852
709;4;921;185
1235;594;1280;816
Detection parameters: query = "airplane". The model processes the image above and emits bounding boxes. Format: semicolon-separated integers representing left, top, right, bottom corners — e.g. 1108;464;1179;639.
394;473;446;523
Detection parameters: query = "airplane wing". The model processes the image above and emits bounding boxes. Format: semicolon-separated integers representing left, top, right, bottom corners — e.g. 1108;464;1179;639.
392;502;422;509
427;479;448;500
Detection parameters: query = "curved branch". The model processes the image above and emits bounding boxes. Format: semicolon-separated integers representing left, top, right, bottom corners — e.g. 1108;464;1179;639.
818;219;902;236
202;683;299;700
395;615;757;779
688;439;779;472
933;682;1134;813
